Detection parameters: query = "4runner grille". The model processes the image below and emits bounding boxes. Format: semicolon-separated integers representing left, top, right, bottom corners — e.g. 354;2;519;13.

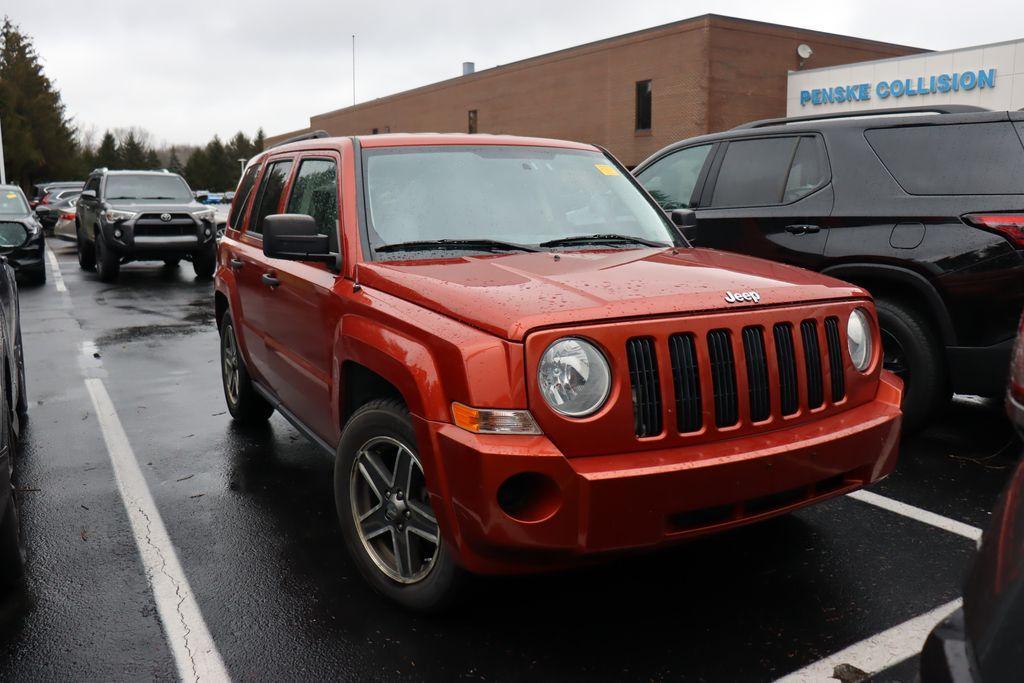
626;315;848;438
134;213;197;237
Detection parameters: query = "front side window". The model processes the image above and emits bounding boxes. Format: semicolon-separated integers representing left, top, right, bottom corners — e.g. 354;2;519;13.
228;163;261;230
710;137;800;208
84;177;101;194
0;188;29;216
636;145;712;210
783;137;829;203
363;145;676;258
286;158;339;250
248;160;293;236
104;174;193;203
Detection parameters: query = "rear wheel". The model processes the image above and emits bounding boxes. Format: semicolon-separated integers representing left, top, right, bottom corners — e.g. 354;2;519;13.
76;224;95;271
193;244;216;279
219;315;273;424
94;232;119;283
163;258;180;268
335;399;462;612
875;297;949;433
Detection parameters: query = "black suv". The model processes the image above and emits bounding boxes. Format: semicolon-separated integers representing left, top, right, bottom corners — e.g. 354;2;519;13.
75;169;218;282
634;106;1024;431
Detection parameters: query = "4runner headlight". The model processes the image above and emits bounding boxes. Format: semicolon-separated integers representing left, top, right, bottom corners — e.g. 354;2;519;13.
847;308;873;372
537;337;611;417
104;208;136;222
193;209;216;222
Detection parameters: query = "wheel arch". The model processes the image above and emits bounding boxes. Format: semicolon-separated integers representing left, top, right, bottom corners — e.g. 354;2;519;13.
820;262;956;346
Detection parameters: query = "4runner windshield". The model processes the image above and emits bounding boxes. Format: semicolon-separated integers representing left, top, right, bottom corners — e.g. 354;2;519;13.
363;145;679;258
105;174;193;203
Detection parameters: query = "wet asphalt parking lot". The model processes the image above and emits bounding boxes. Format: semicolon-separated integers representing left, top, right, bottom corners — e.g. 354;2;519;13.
0;238;1018;681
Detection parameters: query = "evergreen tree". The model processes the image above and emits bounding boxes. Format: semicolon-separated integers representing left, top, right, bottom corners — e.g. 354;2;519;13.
183;148;210;189
144;148;160;170
205;135;233;191
253;128;265;153
0;18;80;189
119;130;147;168
94;131;120;168
167;147;184;175
226;132;252;162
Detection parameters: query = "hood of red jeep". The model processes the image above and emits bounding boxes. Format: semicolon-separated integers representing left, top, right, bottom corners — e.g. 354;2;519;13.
358;248;866;340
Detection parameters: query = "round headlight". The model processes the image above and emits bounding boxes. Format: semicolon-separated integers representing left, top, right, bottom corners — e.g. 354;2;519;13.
847;308;873;372
537;337;611;417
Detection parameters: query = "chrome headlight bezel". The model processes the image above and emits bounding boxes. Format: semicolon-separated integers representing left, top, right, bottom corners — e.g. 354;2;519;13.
847;307;873;372
193;208;216;223
103;208;136;223
536;337;612;418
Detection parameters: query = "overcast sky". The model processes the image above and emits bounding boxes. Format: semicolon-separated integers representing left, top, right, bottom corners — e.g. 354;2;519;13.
5;0;1024;146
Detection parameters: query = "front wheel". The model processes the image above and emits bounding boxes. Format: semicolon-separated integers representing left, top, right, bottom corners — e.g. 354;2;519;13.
94;233;119;283
875;297;949;433
76;224;95;271
335;399;462;612
219;315;273;424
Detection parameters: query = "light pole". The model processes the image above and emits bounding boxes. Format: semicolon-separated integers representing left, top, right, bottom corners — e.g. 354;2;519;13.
237;158;246;175
0;115;6;185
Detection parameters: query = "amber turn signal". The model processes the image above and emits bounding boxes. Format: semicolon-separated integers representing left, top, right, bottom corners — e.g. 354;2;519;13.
451;403;542;435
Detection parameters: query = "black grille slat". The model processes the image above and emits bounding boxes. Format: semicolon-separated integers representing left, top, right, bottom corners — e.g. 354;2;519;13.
707;329;738;427
800;320;824;409
773;323;799;415
134;213;198;237
626;338;662;437
742;327;770;422
669;334;702;433
824;317;846;402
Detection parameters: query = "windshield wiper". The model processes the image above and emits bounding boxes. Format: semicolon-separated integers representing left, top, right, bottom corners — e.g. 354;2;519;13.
142;196;179;200
105;196;139;200
375;239;539;254
538;233;668;248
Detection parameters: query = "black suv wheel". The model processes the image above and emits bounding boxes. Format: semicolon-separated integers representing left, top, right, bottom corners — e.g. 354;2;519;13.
94;231;119;283
76;223;95;271
193;243;216;279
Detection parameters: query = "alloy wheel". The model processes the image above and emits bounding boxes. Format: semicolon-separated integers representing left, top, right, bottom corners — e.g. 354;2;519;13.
350;436;439;584
221;324;241;406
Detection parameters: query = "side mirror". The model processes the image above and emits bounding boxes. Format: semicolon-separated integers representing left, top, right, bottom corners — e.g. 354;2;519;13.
0;222;29;251
669;208;698;242
263;214;335;264
80;190;97;200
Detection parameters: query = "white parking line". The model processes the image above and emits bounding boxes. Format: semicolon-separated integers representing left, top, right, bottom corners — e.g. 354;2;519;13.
45;244;67;293
847;489;983;542
84;378;230;682
775;598;962;682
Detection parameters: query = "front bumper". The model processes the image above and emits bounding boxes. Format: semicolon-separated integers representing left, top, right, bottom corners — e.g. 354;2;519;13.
8;230;44;272
101;214;216;256
420;372;903;574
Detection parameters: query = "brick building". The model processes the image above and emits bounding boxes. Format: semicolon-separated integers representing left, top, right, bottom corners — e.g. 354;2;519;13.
267;14;925;167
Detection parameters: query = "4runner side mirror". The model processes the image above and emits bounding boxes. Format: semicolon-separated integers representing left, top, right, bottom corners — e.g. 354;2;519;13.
0;222;29;252
263;214;336;265
80;190;97;200
669;208;698;242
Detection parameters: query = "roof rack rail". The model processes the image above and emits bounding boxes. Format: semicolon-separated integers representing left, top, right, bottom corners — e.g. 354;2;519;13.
731;105;991;130
268;129;331;149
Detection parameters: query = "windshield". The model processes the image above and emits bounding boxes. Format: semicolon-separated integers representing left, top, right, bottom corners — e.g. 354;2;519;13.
105;174;193;202
363;145;677;257
0;189;30;216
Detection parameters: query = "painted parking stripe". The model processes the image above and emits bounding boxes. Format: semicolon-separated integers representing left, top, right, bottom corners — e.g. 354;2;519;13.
847;489;983;542
45;244;67;293
776;598;962;681
85;378;230;681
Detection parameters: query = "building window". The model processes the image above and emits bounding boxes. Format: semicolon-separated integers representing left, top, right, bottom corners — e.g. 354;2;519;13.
468;110;478;134
372;127;379;135
635;80;652;132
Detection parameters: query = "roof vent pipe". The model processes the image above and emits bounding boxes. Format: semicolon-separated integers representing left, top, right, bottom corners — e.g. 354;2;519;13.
462;62;475;76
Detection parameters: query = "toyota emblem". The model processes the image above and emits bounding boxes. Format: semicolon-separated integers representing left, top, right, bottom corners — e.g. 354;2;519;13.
160;213;172;222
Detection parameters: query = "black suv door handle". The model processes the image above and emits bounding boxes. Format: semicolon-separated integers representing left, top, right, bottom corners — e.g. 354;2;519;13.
261;273;280;288
785;224;821;235
229;258;244;270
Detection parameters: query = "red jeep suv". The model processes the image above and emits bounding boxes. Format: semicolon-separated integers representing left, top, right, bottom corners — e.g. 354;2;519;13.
215;132;903;610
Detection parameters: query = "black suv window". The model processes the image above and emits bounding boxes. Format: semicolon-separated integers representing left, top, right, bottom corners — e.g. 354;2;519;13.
636;144;712;210
711;137;805;208
783;137;829;203
248;160;293;236
228;163;261;230
286;158;339;250
84;176;100;195
865;122;1024;196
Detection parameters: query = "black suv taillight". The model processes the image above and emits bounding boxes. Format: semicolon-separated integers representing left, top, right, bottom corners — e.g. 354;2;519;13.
964;213;1024;248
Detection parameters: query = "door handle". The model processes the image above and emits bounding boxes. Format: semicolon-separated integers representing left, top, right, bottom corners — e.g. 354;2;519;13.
261;272;280;288
229;258;244;270
785;224;821;235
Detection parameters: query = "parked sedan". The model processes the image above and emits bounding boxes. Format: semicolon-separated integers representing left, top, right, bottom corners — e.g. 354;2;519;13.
0;221;32;590
0;187;45;285
53;205;77;242
35;189;81;233
920;315;1024;681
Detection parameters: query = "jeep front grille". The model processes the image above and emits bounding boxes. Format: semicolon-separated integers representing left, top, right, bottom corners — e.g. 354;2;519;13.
626;337;662;437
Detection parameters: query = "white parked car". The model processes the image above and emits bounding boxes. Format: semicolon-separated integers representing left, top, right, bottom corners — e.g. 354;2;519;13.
53;204;77;242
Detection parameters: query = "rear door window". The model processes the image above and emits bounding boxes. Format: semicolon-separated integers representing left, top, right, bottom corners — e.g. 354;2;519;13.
783;137;829;203
286;158;339;251
636;144;712;210
710;137;799;208
248;159;294;236
865;122;1024;195
228;163;261;230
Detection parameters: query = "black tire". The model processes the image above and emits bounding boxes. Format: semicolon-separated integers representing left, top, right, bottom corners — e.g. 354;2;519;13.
335;399;463;612
0;493;24;590
15;325;27;420
163;258;180;268
94;231;119;283
875;297;949;433
193;245;216;279
76;224;95;271
21;266;45;286
219;315;274;424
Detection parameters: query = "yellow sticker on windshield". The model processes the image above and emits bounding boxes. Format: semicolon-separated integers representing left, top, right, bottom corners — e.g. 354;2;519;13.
594;164;620;176
4;193;15;199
